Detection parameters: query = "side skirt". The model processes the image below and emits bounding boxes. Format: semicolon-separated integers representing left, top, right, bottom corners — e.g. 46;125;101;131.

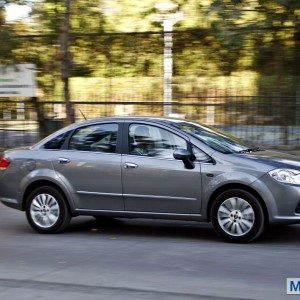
74;209;205;222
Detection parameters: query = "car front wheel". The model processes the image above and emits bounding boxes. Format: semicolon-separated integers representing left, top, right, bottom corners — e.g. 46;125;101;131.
211;189;265;243
25;186;71;233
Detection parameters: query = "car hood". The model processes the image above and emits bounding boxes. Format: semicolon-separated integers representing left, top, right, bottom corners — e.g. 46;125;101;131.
236;150;300;169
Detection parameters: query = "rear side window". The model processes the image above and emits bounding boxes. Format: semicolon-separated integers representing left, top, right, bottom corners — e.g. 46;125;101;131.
69;123;118;153
43;131;71;150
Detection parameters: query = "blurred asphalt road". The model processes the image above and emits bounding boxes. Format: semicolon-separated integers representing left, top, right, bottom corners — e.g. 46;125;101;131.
0;203;299;300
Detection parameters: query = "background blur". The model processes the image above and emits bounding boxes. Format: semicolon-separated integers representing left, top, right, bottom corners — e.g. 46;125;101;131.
0;0;299;148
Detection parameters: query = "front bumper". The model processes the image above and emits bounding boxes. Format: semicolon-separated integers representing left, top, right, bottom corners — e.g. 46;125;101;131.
251;174;300;225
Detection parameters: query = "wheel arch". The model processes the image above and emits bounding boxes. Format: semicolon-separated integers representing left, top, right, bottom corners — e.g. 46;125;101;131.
22;180;72;214
206;183;269;225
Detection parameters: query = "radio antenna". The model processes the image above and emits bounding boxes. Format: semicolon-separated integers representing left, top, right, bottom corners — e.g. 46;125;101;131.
78;109;87;120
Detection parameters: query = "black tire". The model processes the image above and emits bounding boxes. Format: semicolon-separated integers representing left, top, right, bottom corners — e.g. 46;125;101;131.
25;186;71;234
211;189;265;243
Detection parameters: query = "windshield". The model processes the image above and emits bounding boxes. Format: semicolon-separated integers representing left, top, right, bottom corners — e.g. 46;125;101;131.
168;121;260;154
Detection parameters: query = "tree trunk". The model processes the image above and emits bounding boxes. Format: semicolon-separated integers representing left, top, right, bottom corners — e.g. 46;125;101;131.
293;10;300;126
61;0;74;125
0;7;5;27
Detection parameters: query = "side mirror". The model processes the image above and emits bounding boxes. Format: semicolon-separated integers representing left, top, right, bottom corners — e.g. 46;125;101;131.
173;149;195;169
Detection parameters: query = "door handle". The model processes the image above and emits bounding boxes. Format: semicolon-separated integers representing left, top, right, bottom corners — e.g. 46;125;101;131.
58;157;70;164
124;162;138;169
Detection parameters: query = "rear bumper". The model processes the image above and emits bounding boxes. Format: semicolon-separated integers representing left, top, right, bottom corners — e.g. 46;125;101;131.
0;197;22;210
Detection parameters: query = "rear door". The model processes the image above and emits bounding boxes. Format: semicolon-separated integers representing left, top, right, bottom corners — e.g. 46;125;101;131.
52;122;124;211
121;122;202;214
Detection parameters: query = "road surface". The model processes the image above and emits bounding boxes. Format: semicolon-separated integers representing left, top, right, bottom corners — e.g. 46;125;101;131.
0;203;299;299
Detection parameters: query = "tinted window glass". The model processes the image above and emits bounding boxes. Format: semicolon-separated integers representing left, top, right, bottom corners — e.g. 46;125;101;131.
192;146;210;162
69;123;118;153
43;131;71;150
129;124;187;159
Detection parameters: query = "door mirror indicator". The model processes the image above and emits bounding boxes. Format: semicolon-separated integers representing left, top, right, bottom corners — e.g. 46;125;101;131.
173;149;195;169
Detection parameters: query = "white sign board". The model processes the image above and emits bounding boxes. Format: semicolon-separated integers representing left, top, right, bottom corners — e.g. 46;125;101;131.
0;64;36;97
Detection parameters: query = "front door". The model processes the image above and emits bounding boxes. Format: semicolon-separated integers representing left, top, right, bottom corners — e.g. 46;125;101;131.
122;123;202;214
52;122;124;211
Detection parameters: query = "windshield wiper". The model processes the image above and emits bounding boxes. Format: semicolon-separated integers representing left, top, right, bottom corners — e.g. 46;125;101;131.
238;147;264;153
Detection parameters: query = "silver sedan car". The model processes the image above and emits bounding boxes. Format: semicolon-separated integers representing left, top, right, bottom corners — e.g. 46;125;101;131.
1;117;300;243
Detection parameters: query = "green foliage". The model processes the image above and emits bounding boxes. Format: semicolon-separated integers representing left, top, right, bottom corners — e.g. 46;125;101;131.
1;0;299;99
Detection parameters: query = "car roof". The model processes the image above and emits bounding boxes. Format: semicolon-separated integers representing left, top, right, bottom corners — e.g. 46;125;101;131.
76;116;186;125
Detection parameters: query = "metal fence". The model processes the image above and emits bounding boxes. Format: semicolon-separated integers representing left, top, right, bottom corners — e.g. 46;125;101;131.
0;95;299;149
0;100;38;149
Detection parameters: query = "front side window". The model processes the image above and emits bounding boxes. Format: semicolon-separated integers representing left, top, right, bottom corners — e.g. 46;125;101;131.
192;146;210;162
69;123;118;153
129;124;187;159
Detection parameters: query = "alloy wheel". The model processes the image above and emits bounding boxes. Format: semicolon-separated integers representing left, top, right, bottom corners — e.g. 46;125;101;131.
30;193;60;228
217;197;255;237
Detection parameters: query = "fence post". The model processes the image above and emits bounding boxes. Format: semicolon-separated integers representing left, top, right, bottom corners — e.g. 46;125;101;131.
284;126;289;146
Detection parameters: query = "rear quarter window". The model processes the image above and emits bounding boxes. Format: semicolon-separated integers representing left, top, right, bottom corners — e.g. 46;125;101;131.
43;131;71;150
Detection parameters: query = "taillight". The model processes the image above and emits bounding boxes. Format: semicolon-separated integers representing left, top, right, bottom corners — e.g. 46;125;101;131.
0;157;10;170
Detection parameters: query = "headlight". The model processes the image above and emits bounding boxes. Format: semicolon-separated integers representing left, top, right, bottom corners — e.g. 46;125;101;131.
269;169;300;185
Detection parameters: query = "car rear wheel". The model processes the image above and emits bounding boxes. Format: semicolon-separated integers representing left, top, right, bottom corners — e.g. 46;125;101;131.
211;189;265;243
25;186;71;233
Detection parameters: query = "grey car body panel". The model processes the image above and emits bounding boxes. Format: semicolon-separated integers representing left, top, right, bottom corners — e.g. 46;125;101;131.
21;168;77;210
235;151;300;171
250;173;300;224
0;148;76;212
122;154;202;214
1;116;300;226
121;119;202;214
53;150;123;210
